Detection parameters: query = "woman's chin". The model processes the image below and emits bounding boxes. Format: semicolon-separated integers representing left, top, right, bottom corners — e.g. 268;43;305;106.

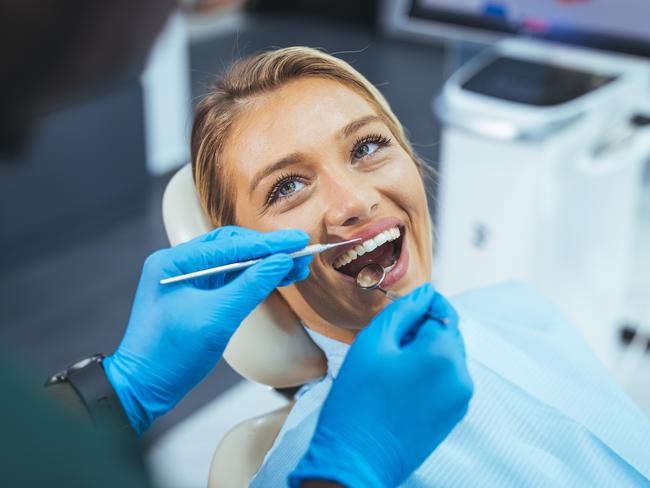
294;238;429;332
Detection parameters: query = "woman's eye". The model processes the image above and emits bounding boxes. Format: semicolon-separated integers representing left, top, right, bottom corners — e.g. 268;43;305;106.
353;141;380;159
267;176;306;207
278;179;304;197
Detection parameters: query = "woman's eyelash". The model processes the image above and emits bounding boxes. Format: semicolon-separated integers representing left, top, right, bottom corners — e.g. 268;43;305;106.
266;172;304;207
351;133;392;159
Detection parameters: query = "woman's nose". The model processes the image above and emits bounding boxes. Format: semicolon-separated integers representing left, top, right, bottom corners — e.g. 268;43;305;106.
323;176;380;228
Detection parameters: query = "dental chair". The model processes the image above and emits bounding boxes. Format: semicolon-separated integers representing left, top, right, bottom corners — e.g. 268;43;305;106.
162;164;327;488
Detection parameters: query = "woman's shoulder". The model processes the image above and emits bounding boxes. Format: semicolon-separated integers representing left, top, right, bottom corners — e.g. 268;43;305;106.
448;280;599;375
450;281;566;332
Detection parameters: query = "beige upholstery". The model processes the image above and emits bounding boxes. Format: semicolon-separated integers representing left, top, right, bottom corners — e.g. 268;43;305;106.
207;403;294;488
162;164;327;387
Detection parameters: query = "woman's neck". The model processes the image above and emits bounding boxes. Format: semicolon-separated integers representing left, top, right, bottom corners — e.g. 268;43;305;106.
278;288;359;345
305;321;358;344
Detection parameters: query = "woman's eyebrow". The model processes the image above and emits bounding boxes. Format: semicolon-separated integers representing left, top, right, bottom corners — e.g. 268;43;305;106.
249;152;304;193
340;114;383;138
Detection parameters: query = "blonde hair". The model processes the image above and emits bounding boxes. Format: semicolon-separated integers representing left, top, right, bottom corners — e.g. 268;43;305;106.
191;46;425;227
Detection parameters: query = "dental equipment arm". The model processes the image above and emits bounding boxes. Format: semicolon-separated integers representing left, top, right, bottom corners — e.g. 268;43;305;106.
102;226;312;435
290;284;474;488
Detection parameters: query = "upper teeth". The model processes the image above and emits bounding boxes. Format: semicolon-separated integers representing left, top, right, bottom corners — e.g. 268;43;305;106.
333;227;401;269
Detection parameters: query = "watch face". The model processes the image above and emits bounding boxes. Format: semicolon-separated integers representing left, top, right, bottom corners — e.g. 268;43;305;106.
44;354;104;386
69;355;103;372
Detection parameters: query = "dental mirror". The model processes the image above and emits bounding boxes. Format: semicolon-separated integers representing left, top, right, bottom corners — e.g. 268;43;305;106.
355;263;401;301
355;263;449;331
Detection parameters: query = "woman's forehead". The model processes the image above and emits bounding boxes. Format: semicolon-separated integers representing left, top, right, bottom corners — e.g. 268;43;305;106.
225;78;381;175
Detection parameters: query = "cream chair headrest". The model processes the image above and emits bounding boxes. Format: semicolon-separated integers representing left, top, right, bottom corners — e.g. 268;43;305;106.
162;164;327;387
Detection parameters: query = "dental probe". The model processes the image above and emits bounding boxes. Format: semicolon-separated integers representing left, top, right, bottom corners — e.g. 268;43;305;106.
160;238;361;285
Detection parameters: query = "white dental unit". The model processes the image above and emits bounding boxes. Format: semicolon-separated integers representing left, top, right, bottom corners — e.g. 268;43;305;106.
434;39;650;370
382;1;650;371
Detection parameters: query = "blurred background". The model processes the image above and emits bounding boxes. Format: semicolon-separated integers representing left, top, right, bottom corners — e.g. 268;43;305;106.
1;1;649;486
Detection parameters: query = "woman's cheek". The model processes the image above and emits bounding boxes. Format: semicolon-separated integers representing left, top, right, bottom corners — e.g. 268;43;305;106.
264;204;321;239
381;157;423;200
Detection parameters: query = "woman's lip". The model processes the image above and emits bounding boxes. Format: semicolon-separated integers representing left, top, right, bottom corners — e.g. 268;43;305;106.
328;216;405;264
380;233;409;288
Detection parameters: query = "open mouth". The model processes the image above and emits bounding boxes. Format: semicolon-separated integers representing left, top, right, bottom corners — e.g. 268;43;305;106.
332;226;404;280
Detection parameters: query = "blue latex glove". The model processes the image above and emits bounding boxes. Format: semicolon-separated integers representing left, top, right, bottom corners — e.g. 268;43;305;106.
290;284;473;488
103;226;311;435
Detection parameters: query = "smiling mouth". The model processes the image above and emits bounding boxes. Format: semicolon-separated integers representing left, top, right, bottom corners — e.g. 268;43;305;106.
332;226;404;279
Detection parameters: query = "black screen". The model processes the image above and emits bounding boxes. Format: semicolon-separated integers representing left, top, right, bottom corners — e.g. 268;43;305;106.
461;56;617;106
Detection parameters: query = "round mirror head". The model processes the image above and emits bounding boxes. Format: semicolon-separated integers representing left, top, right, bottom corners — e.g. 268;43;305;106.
355;263;386;291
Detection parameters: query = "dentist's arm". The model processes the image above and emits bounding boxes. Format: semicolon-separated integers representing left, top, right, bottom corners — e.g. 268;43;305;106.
101;226;312;435
291;284;474;488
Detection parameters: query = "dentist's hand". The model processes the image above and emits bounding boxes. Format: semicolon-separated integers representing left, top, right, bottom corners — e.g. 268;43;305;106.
290;284;473;488
103;226;311;435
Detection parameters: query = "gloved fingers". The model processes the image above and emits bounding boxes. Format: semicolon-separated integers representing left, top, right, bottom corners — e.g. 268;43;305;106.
164;229;310;276
406;317;462;356
191;225;254;243
222;253;312;287
362;283;437;348
400;290;459;344
408;300;466;358
216;253;295;320
278;255;313;286
224;229;310;258
427;291;459;330
413;326;474;408
193;226;309;256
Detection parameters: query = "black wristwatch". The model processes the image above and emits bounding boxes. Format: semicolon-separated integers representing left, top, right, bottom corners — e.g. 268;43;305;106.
45;354;132;431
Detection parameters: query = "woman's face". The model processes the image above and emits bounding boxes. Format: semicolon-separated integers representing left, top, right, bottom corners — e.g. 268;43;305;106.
225;77;432;334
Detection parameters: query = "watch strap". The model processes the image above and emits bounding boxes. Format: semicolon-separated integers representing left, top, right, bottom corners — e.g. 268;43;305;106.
47;355;132;432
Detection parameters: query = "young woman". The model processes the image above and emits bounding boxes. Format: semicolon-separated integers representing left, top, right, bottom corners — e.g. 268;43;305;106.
191;47;650;486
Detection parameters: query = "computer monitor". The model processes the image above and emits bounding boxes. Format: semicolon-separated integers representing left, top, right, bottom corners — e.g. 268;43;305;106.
382;0;650;58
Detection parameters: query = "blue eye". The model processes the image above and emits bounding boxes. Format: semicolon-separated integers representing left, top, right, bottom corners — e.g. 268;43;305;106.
354;141;379;159
267;173;306;206
352;134;391;161
277;179;305;198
